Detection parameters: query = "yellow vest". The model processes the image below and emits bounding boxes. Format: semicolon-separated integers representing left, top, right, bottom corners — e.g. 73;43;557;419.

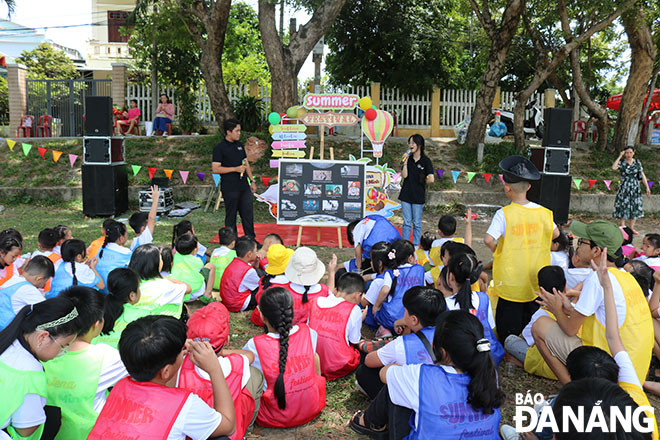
580;268;653;386
415;249;430;267
428;237;464;267
619;381;659;440
428;265;479;291
492;203;553;303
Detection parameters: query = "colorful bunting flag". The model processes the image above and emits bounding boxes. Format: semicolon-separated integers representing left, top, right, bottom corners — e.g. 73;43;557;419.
436;169;444;180
261;176;271;187
451;170;460;183
499;174;505;185
588;179;597;190
6;139;16;151
466;172;476;183
649;181;654;189
604;180;612;190
131;165;141;176
37;147;47;159
196;172;205;182
573;178;582;190
148;167;157;180
52;150;62;163
22;143;31;156
179;171;189;184
68;154;78;168
483;173;492;185
163;169;173;180
212;173;221;187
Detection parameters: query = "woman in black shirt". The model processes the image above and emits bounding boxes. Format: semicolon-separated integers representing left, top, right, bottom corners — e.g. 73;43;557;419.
399;134;434;246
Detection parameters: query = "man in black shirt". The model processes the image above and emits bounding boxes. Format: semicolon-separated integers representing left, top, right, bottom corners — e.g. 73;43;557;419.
212;118;257;238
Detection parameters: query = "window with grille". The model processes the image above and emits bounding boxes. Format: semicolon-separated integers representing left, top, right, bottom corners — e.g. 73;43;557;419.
107;11;130;43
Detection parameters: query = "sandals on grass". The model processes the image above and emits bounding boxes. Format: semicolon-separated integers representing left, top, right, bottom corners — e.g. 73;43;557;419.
349;410;388;439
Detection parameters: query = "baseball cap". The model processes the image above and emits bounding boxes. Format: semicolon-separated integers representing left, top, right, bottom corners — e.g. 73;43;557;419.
570;220;623;258
186;302;230;350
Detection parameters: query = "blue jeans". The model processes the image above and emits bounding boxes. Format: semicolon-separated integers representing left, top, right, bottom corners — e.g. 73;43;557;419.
401;201;424;245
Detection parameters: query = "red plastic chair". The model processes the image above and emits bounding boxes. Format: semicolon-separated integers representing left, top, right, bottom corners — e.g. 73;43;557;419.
17;115;34;137
36;115;52;137
572;120;587;142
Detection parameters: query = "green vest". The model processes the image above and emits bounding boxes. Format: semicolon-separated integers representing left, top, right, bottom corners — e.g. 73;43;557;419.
211;249;237;290
0;359;47;440
44;346;105;440
137;278;183;318
93;303;154;350
171;253;204;294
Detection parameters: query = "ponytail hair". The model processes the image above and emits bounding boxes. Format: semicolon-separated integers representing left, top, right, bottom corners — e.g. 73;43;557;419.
370;241;389;274
433;310;504;414
172;220;194;249
260;274;275;290
259;287;294;410
386;239;415;295
102;267;140;335
0;296;83;355
61;239;86;286
446;253;482;311
302;285;311;304
99;221;127;258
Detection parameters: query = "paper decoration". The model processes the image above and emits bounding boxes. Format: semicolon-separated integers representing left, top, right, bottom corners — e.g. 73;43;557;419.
52;150;62;163
6;139;16;151
131;165;141;176
361;109;394;157
436;169;444;180
212;173;221;187
37;147;47;159
499;174;505;185
196;172;205;182
573;178;582;189
148;167;157;180
163;169;173;180
604;180;612;190
451;170;460;183
588;179;597;190
649;181;654;189
22;143;32;156
483;173;492;184
261;176;271;186
270;160;279;168
466;172;476;183
68;154;78;168
179;171;189;184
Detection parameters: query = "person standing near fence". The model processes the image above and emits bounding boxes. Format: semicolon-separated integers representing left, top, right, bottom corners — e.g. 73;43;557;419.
153;94;174;136
612;146;650;235
399;134;434;246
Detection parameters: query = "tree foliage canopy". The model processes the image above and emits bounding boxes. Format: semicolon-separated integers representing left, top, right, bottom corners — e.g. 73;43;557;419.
17;43;78;80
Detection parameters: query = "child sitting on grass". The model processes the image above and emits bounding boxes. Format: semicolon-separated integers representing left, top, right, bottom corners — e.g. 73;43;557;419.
414;231;435;269
171;234;215;303
48;239;104;298
211;227;237;290
128;185;160;251
220;237;260;312
0;256;54;330
172;220;211;263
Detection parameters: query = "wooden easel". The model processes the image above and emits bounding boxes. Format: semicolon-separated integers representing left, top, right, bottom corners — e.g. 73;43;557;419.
295;145;343;249
203;185;223;212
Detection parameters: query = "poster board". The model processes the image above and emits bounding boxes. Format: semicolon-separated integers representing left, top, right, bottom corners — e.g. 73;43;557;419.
277;159;366;226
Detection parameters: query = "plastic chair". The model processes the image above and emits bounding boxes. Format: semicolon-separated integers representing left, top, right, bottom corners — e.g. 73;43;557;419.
17;115;34;137
572;120;587;142
36;115;52;137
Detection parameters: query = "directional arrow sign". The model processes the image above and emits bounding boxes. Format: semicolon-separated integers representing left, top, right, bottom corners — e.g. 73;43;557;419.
273;132;307;141
271;124;307;133
272;150;306;158
271;141;307;149
300;112;360;127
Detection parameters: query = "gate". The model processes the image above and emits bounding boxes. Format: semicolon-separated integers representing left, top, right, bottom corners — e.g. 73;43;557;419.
26;79;112;137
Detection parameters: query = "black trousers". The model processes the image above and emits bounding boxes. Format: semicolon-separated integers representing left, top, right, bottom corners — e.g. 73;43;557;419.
355;363;385;399
495;297;539;343
223;188;255;238
364;385;413;440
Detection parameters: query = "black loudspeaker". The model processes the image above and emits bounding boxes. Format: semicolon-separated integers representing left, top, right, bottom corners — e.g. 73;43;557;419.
530;147;571;175
83;137;125;164
85;96;113;136
82;164;128;216
542;108;572;147
528;174;572;225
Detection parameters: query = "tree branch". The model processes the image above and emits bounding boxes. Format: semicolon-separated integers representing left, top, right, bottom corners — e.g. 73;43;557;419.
468;0;495;39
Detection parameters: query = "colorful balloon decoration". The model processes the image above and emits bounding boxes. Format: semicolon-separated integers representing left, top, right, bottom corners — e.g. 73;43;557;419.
268;112;281;125
361;109;394;158
359;96;373;111
296;107;307;119
365;108;377;120
286;106;299;119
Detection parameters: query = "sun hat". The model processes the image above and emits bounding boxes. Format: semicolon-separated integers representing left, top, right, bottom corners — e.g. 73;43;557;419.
285;246;325;286
186;302;230;350
570;220;623;258
265;244;294;275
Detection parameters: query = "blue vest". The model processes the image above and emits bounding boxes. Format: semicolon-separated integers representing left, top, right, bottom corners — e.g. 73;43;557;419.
96;246;132;294
403;326;435;365
474;291;505;366
47;263;101;299
376;265;425;331
406;365;501;439
362;215;401;259
0;280;31;330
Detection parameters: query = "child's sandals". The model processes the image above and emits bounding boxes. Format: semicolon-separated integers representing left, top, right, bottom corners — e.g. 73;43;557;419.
349;410;388;439
358;337;393;354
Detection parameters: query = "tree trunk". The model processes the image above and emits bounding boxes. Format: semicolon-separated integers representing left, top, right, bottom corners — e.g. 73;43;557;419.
612;8;656;150
464;0;524;148
640;66;659;144
200;48;234;122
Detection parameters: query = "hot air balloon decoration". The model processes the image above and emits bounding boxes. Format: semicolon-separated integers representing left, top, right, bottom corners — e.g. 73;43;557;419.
361;109;394;158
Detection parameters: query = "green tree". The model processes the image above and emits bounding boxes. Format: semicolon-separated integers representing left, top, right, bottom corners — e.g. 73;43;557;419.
0;76;8;124
16;43;78;79
223;2;270;85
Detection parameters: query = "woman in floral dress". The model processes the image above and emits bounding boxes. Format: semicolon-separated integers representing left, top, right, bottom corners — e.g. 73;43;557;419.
612;146;650;235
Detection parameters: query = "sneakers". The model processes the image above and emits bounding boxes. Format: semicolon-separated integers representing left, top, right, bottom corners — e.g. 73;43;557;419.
499;424;521;440
375;325;393;338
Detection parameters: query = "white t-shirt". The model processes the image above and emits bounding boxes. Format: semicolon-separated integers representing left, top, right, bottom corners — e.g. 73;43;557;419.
130;227;153;251
551;251;570;270
423;270;435;286
565;268;592;290
88;344;129;412
53;245;61;256
63;262;98;284
445;291;496;329
238;268;260;311
634;255;660;267
105;242;132;256
365;276;384;305
430;237;452;248
574;269;627;328
2;276;45;314
376;336;406;366
211;246;232;258
353;218;376;248
176;354;251;389
486;202;557;240
386;363;458;427
168;393;222;440
1;340;47;430
615;350;640;387
522;309;551;346
141;278;188;305
314;294;362;344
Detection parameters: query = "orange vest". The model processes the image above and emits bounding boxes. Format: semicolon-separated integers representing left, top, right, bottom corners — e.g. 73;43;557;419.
87;236;105;259
0;264;14;287
42;253;61;293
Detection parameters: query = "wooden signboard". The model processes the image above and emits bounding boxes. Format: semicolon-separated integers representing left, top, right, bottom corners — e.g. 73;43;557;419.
300;112;360;128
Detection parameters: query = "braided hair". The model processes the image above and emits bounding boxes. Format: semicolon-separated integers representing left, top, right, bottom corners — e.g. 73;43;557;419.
259;286;294;410
301;285;311;304
446;253;482;311
99;221;127;259
172;220;194;249
61;239;86;286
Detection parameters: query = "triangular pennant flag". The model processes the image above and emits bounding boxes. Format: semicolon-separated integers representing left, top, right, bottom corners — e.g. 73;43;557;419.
573;178;582;190
588;179;597;190
163;169;173;180
261;176;271;186
466;172;476;183
179;171;189;184
451;170;460;183
52;150;62;163
212;173;221;187
196;172;205;182
37;147;47;159
131;165;141;176
22;143;32;156
68;154;78;168
6;139;16;151
499;174;505;185
436;169;444;180
604;180;612;190
148;167;157;180
649;181;654;189
483;173;492;184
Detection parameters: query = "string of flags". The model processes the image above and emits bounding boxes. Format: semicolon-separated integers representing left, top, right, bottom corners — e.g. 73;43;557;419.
0;137;650;192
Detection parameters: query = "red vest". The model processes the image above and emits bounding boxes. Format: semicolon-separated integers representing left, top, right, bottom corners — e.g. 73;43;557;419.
88;377;191;440
178;354;254;440
250;279;295;327
220;258;254;312
308;298;360;380
253;324;326;427
291;284;330;325
259;256;268;271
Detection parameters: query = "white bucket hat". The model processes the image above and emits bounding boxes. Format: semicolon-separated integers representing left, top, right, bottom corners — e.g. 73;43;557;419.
285;247;325;286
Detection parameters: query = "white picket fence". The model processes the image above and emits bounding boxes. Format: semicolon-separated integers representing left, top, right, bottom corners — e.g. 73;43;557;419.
126;82;547;129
